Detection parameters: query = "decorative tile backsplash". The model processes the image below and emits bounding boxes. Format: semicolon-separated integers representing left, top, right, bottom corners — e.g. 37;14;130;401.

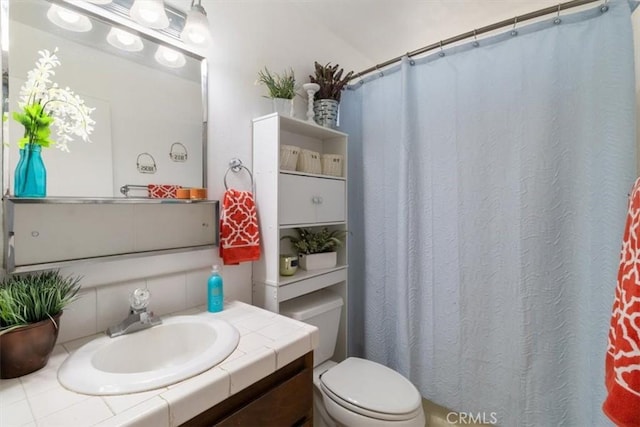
57;263;251;344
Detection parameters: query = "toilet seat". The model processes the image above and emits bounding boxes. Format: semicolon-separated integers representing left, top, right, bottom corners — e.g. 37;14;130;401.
320;382;424;422
319;357;422;422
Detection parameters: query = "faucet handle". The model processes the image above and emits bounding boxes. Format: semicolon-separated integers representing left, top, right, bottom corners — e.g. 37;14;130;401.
129;288;150;311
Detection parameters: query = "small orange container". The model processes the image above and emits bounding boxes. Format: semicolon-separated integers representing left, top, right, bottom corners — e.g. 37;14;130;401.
176;188;191;199
190;188;207;200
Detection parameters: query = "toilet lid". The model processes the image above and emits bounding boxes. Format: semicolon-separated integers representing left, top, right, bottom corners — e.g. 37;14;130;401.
319;358;421;416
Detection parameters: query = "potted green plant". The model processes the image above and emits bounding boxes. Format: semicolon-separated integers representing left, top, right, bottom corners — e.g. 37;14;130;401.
0;270;81;378
308;62;354;128
282;227;346;271
257;67;296;117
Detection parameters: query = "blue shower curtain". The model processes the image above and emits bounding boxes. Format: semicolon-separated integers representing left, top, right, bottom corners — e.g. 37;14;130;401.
340;1;637;425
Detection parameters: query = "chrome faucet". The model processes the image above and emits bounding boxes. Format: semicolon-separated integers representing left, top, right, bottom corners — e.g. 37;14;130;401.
106;288;162;338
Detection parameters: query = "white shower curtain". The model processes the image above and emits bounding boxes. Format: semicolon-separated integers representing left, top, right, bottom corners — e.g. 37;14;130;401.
340;2;637;426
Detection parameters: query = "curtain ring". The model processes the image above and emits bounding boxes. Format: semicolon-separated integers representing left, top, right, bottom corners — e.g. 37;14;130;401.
375;64;383;77
438;40;445;57
601;0;609;12
407;52;415;66
357;72;364;85
511;17;519;36
553;3;562;24
472;29;480;47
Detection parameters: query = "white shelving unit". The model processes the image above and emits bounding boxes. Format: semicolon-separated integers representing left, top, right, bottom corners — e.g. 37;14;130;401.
252;113;348;362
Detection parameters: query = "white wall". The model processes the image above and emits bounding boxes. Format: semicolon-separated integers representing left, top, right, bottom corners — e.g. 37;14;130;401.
54;1;372;344
52;0;639;344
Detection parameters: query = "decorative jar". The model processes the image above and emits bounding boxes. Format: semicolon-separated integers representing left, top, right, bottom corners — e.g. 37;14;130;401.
313;99;339;128
280;254;299;276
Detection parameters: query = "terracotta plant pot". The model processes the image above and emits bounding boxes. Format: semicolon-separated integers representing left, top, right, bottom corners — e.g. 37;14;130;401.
0;312;62;379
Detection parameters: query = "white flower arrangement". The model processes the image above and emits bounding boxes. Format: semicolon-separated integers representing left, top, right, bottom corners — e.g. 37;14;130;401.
13;48;95;152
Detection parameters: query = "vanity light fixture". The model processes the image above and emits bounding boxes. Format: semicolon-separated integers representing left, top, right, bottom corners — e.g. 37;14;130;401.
154;45;186;68
106;27;144;52
129;0;170;30
180;0;211;48
46;4;93;32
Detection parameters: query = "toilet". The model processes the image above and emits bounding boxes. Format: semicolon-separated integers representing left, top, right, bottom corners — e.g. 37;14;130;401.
280;290;426;427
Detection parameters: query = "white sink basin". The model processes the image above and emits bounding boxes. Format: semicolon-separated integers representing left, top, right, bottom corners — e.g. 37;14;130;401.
58;315;239;395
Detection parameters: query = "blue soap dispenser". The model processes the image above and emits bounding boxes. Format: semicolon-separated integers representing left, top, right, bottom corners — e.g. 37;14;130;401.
208;265;224;313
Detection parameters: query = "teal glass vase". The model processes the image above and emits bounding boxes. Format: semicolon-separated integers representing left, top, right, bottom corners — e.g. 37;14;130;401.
13;148;26;195
14;144;46;198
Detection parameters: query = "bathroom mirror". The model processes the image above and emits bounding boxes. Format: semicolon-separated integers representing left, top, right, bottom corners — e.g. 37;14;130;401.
1;0;207;198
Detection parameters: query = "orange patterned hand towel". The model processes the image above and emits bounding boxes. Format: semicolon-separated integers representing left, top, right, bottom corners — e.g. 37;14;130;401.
603;177;640;427
219;189;261;265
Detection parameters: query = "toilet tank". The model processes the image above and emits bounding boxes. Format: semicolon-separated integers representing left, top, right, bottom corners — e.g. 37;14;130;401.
280;289;343;367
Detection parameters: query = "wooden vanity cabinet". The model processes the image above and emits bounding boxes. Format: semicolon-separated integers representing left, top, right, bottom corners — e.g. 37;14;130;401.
181;352;313;427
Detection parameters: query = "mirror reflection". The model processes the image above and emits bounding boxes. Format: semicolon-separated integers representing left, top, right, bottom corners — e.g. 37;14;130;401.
5;0;206;198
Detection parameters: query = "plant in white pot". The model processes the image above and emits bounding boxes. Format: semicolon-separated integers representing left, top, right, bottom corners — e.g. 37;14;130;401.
282;227;347;271
308;62;354;128
0;271;81;378
257;67;296;117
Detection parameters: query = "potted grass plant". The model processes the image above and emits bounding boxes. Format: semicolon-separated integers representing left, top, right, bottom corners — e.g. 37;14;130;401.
309;62;354;128
257;67;296;117
0;270;81;378
281;227;347;271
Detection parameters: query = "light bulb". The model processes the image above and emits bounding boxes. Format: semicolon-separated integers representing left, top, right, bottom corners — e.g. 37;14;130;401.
58;8;80;24
107;27;144;52
154;46;186;68
117;32;135;46
180;4;211;48
163;49;178;62
47;4;92;32
129;0;169;29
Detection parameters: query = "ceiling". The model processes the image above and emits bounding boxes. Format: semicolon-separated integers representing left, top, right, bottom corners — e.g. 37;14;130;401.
165;0;564;66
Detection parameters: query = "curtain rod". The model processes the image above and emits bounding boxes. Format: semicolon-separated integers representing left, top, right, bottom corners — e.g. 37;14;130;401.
351;0;604;80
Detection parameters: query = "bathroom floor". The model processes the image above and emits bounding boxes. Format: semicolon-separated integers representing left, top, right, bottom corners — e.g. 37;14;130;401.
422;399;492;427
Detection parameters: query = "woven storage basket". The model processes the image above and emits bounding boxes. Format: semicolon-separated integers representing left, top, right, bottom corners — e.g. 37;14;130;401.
280;145;300;171
321;154;343;177
297;149;322;174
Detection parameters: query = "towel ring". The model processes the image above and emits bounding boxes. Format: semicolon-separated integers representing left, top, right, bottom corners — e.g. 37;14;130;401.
224;158;254;190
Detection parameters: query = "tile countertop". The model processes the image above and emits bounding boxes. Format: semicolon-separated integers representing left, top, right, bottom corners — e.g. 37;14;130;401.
0;301;320;427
